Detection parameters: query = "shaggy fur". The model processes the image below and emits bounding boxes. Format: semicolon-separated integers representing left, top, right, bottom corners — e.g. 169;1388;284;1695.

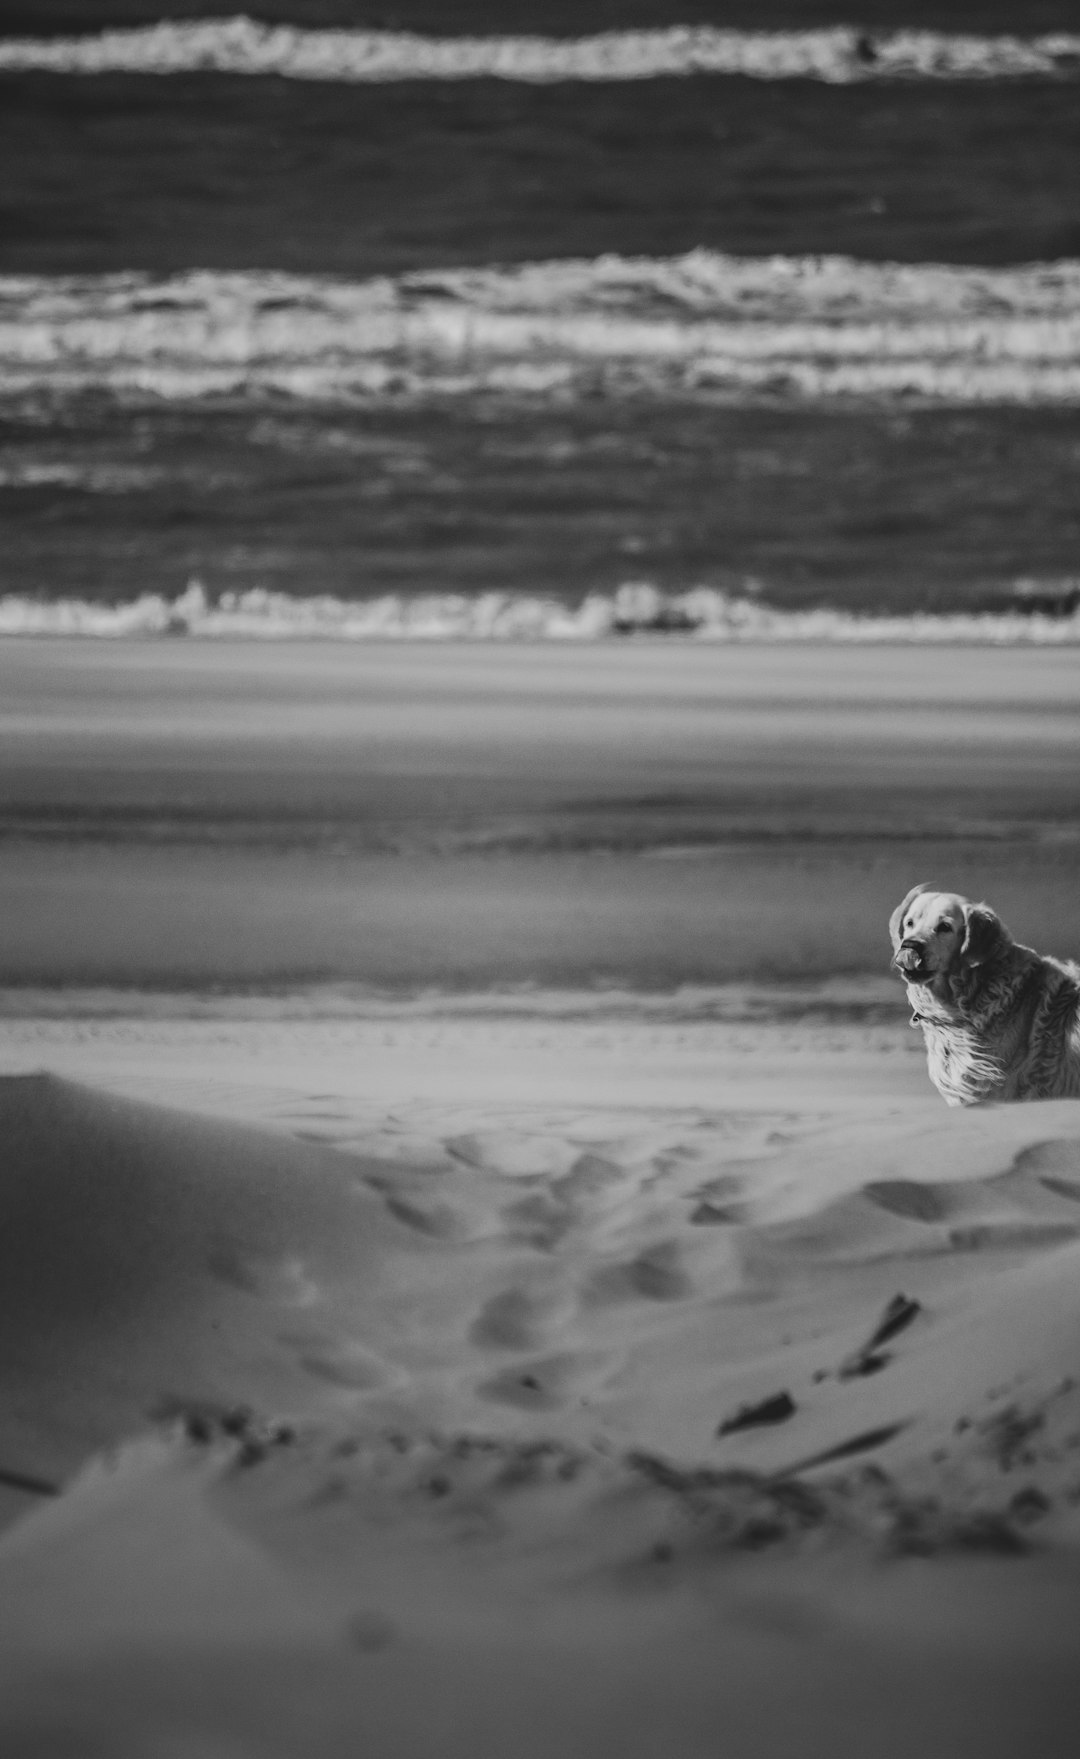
888;885;1080;1107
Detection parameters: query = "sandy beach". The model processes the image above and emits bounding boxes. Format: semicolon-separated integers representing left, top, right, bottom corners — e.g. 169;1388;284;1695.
2;641;1078;987
3;1005;1080;1756
0;639;1078;1755
5;2;1080;1747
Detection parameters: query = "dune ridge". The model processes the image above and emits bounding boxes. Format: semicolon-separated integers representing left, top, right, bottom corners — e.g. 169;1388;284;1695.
2;1069;1080;1744
3;1065;1080;1750
6;1069;1080;1485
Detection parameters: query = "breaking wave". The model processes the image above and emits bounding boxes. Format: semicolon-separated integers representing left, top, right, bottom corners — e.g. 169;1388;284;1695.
3;580;1079;643
2;254;1080;405
1;18;1078;84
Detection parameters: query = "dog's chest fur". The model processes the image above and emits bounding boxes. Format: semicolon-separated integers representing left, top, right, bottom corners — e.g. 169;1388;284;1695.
905;948;1080;1106
905;993;1003;1106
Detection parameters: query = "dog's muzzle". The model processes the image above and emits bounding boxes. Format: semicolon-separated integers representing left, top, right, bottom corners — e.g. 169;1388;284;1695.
892;940;927;977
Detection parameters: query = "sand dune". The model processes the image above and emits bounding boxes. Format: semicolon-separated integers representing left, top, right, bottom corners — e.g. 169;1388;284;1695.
0;1072;437;1493
3;1065;1080;1753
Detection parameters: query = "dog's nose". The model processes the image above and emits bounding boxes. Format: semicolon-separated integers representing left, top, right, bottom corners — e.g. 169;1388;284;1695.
893;940;925;974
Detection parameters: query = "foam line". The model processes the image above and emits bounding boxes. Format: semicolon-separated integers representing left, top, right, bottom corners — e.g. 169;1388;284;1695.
2;580;1078;643
0;19;1078;84
2;254;1079;405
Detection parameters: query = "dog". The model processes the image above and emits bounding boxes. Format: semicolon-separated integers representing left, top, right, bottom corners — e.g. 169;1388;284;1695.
889;884;1080;1106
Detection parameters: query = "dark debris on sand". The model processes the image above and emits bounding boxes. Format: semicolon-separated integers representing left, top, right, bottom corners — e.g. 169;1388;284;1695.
717;1391;798;1437
153;1398;298;1468
168;1416;1054;1570
838;1292;923;1381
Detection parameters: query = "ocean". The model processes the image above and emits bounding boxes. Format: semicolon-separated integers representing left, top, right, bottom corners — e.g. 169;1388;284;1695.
1;3;1079;631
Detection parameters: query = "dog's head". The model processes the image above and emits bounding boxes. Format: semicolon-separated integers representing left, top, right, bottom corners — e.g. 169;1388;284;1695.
888;884;1008;984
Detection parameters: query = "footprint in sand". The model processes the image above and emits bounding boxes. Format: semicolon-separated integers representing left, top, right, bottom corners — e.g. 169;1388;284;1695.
469;1288;543;1352
1014;1138;1080;1199
864;1167;1080;1249
502;1190;574;1250
553;1152;626;1201
1038;1177;1080;1203
207;1243;320;1307
499;1157;630;1250
280;1334;402;1392
359;1164;499;1244
583;1240;692;1305
948;1220;1080;1250
688;1174;748;1225
690;1200;741;1226
445;1131;578;1180
381;1191;479;1241
862;1181;949;1223
475;1353;585;1411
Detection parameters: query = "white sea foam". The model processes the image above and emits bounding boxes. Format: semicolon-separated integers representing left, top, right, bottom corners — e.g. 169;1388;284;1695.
0;18;1078;84
2;579;1078;644
0;461;165;492
2;255;1079;405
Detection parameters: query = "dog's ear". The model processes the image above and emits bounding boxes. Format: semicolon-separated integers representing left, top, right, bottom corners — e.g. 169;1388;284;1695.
889;883;931;950
960;903;1008;967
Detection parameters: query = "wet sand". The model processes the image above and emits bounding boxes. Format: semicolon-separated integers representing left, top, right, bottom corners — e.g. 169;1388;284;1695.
1;638;1080;1752
0;640;1077;986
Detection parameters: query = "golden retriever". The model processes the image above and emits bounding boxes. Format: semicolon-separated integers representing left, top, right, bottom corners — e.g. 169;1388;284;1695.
889;885;1080;1106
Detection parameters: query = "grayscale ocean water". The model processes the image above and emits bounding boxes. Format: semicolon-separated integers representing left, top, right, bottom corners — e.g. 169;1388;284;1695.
1;3;1079;630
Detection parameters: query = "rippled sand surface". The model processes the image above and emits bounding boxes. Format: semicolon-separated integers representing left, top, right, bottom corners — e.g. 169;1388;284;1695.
3;1021;1080;1756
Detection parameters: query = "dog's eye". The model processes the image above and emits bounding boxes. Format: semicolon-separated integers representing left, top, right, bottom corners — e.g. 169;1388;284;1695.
935;921;953;934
